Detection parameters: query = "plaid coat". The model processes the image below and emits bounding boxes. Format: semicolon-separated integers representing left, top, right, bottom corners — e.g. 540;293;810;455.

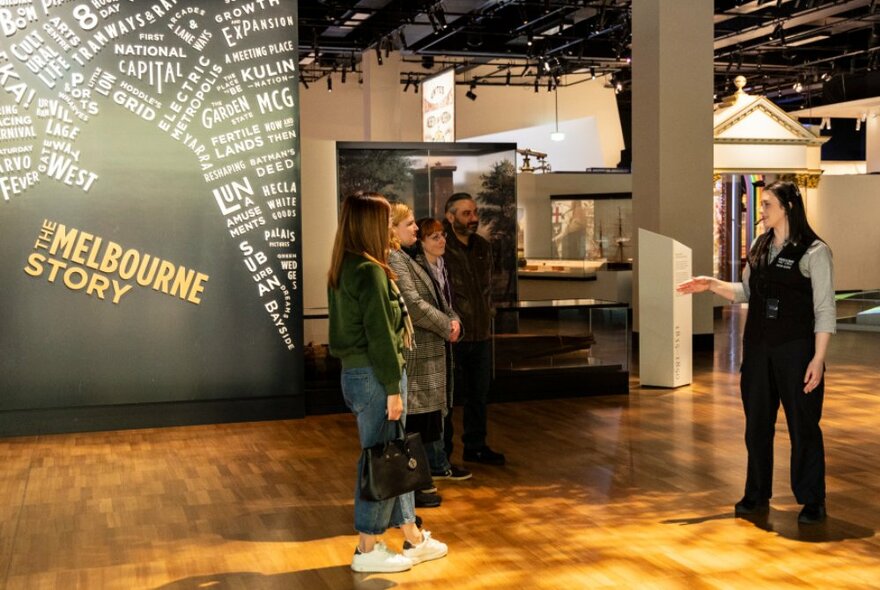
389;248;458;415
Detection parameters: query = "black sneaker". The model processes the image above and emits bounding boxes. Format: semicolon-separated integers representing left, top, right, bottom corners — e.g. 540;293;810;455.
463;446;506;466
432;465;473;480
797;503;827;525
734;497;770;516
414;490;442;508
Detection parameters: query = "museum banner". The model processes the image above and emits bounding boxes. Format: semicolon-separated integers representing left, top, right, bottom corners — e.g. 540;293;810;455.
0;0;303;433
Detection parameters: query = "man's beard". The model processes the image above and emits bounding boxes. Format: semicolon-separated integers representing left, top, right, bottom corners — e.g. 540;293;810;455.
453;219;479;235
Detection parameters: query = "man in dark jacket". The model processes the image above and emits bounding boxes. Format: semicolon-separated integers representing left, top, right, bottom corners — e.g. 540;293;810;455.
442;193;506;466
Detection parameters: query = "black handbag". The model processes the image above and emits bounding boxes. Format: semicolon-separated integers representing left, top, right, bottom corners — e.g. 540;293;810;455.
360;421;433;502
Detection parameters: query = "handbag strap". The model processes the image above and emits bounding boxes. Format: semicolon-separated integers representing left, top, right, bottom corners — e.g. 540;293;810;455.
383;419;406;442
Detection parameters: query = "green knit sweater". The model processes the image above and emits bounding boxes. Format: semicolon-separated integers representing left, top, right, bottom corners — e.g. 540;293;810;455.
328;253;405;395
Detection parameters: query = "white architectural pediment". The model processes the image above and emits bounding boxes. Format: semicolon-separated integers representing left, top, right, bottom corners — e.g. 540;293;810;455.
714;94;827;146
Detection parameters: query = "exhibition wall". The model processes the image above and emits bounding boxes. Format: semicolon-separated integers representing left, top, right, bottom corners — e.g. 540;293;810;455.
808;174;880;291
0;1;303;435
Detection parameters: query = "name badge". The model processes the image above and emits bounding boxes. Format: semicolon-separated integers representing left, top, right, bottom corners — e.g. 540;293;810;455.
775;257;795;270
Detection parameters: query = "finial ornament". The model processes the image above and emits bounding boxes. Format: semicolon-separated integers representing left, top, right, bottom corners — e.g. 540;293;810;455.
734;76;748;97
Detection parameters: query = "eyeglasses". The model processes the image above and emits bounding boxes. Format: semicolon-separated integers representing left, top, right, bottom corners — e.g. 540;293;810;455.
426;232;447;242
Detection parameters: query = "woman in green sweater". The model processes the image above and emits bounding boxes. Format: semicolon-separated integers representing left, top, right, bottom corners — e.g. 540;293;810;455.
328;192;448;573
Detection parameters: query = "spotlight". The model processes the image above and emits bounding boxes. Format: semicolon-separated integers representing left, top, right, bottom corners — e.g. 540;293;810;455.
793;80;803;92
435;5;447;29
327;75;332;92
414;78;420;93
375;43;383;65
350;52;357;71
590;67;596;79
404;75;412;92
341;66;347;84
300;74;309;89
820;71;831;82
421;55;435;69
384;36;391;58
506;70;511;85
527;34;533;47
534;79;539;93
427;10;441;33
466;81;477;101
615;81;623;94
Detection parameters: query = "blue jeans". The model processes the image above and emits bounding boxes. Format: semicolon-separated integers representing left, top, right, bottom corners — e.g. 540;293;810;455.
427;437;452;474
341;366;416;535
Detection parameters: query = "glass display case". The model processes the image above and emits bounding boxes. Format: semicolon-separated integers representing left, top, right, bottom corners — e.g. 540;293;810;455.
493;299;629;397
550;193;632;265
517;258;605;279
337;141;518;304
837;290;880;332
303;298;630;413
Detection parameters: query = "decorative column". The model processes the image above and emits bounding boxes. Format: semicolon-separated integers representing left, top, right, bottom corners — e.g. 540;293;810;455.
632;0;715;346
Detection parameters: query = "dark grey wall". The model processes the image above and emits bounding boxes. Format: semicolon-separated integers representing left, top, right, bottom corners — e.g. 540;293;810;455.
0;0;302;433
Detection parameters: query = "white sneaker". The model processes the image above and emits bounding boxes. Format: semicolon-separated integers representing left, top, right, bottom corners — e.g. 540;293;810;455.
351;542;413;573
402;530;448;565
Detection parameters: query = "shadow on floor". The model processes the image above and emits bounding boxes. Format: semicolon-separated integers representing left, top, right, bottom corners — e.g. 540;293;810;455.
152;568;399;590
663;509;874;543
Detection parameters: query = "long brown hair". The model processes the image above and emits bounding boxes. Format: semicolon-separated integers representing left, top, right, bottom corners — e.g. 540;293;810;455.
748;180;823;269
328;192;396;289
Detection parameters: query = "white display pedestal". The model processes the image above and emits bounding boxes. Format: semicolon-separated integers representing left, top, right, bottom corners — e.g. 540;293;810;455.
638;229;693;387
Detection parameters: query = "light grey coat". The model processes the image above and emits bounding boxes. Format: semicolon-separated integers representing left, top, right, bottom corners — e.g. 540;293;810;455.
389;248;458;415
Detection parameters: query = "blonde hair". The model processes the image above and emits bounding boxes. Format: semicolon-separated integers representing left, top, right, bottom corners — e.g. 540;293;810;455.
328;193;396;289
389;202;414;251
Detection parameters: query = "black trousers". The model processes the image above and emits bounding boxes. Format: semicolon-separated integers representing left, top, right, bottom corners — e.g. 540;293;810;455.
740;338;825;505
444;339;492;456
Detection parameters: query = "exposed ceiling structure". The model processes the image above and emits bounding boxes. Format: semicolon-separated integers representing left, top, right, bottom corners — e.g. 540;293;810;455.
298;0;880;110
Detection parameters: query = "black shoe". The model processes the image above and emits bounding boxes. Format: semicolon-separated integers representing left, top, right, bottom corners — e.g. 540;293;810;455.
798;503;827;525
432;465;472;480
414;490;442;508
463;446;506;466
415;515;423;529
734;497;770;516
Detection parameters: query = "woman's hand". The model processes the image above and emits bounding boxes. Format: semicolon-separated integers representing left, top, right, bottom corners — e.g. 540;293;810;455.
386;393;403;420
449;319;461;343
803;357;825;394
676;276;714;294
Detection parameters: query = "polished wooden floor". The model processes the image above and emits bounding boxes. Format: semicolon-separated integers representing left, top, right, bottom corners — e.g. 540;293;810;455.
3;310;880;589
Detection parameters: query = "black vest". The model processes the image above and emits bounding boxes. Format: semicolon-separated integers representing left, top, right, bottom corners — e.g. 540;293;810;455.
743;240;815;347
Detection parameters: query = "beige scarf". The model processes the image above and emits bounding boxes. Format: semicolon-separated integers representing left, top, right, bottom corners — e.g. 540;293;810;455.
361;252;414;350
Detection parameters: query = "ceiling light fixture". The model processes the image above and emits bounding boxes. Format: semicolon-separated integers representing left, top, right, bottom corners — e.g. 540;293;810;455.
551;87;565;142
435;6;448;30
466;81;477;101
